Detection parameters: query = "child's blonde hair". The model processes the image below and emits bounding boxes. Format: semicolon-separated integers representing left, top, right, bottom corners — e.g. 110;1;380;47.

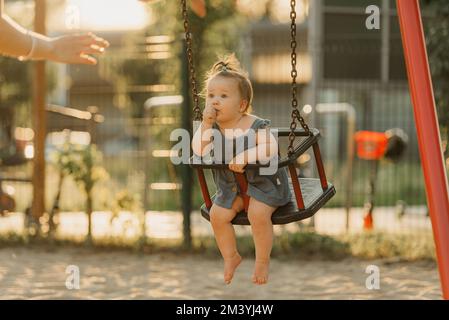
204;53;253;114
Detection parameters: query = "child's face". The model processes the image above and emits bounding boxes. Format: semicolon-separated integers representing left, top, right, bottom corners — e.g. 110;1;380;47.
206;75;246;123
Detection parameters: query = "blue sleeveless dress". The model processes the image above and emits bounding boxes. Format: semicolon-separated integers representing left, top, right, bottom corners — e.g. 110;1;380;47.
210;117;292;209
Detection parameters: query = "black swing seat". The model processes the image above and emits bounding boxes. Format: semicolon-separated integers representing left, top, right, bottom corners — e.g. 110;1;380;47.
200;179;335;225
191;127;336;225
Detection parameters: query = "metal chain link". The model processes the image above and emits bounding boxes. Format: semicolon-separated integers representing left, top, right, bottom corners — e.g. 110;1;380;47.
183;0;310;141
288;0;310;155
181;0;202;121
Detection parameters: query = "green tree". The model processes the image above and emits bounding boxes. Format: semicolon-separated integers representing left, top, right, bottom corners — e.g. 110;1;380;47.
54;143;108;244
423;0;449;158
123;0;247;113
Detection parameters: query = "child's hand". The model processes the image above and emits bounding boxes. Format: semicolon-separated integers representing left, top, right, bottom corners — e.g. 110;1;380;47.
202;105;216;127
229;155;247;173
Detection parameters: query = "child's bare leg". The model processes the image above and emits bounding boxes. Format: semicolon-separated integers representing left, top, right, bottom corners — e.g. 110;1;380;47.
210;196;244;284
248;198;276;285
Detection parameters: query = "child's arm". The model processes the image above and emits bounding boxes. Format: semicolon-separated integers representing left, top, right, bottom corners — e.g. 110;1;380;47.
229;128;279;173
191;106;216;157
191;122;214;157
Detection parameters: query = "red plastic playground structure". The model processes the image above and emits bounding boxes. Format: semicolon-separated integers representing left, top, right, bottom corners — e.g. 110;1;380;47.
397;0;449;299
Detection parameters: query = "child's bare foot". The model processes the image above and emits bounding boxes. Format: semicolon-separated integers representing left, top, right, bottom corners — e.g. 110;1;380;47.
252;259;270;285
223;252;242;284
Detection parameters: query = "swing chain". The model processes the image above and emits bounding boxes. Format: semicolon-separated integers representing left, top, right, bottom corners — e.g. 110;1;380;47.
289;0;310;155
182;0;202;121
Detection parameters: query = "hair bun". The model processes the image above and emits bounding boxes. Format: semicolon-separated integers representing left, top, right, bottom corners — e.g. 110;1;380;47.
212;53;242;73
218;61;229;72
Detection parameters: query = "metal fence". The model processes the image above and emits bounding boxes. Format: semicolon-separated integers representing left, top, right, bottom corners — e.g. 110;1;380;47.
1;5;442;239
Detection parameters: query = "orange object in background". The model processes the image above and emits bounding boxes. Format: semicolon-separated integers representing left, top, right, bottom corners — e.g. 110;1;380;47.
363;212;374;231
354;131;388;160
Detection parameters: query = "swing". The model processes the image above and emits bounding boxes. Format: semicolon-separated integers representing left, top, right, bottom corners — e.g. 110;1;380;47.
182;0;336;225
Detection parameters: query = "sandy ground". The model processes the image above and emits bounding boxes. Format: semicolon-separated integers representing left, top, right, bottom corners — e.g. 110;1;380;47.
0;247;441;300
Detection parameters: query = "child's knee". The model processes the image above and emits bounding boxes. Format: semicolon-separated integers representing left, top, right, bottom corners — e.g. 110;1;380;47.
248;210;271;225
210;206;233;225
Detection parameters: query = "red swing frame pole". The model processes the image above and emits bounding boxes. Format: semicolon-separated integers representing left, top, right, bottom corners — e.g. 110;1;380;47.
397;0;449;299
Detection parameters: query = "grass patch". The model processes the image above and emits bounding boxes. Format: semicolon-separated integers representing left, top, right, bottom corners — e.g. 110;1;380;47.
342;232;436;261
0;230;436;261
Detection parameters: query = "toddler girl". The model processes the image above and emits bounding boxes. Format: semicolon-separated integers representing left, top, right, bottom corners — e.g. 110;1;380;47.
192;54;291;285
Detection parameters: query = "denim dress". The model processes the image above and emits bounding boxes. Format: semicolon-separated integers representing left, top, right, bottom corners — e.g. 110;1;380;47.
211;117;292;209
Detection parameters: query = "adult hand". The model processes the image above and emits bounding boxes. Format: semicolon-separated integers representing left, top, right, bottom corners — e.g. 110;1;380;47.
190;0;206;17
48;32;109;65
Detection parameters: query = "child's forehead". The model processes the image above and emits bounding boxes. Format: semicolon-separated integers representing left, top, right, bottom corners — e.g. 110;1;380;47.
207;75;239;90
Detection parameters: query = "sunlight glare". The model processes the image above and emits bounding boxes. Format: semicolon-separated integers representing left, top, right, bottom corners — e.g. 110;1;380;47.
65;0;150;31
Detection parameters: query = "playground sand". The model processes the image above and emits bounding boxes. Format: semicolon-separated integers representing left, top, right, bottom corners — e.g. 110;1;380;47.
0;247;441;300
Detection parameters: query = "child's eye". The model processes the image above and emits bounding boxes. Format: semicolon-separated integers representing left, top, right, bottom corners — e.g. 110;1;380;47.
208;93;214;98
221;94;227;98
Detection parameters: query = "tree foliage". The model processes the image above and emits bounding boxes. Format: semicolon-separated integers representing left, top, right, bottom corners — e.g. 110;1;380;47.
423;0;449;155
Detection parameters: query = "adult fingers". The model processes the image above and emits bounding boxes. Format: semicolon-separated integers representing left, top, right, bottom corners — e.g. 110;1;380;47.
191;0;206;18
76;33;109;48
81;45;106;55
75;54;97;65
